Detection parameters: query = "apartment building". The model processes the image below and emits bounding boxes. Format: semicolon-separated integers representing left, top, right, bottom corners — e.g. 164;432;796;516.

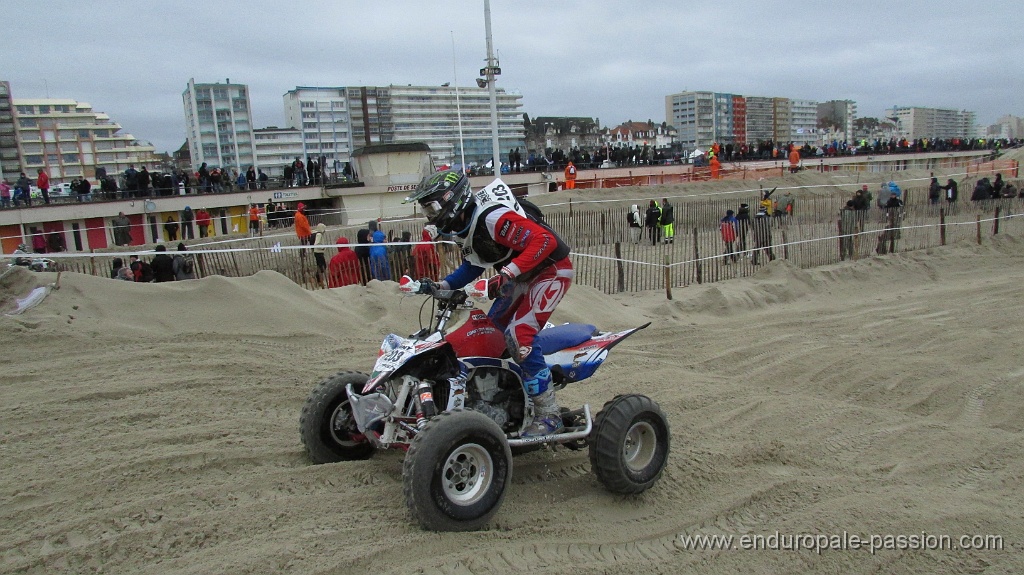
0;81;21;180
817;100;858;142
885;106;977;140
182;78;256;172
283;84;525;168
665;91;741;150
253;126;304;178
282;87;350;171
744;96;775;144
10;96;159;184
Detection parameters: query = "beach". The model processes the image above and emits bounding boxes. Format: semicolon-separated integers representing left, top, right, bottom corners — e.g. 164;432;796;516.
2;212;1023;573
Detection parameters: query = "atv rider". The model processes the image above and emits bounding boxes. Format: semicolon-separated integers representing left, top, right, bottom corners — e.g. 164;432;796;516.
406;170;574;437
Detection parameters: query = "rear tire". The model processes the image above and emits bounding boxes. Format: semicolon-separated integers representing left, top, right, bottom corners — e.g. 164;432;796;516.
300;371;375;463
589;394;669;494
403;410;512;531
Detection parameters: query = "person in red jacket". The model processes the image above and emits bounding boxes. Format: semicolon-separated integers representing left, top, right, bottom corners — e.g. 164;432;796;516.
411;227;441;281
36;169;50;205
564;161;577;189
327;237;360;287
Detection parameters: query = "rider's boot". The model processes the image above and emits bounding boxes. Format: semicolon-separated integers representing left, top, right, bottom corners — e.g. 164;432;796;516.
522;368;563;437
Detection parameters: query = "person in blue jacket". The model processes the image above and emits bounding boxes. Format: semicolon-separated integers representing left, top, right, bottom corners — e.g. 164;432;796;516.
369;229;392;281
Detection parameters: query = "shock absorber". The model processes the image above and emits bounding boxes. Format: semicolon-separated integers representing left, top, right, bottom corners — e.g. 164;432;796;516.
415;380;437;421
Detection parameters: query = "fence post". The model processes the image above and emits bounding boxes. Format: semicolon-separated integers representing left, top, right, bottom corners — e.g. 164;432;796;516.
664;255;673;300
993;206;1001;235
568;198;573;217
614;241;624;293
89;249;96;277
600;212;606;244
781;230;789;260
940;208;946;246
976;215;982;244
693;227;702;284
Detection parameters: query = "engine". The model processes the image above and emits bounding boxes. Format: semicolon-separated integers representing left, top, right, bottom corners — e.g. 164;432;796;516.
466;366;525;432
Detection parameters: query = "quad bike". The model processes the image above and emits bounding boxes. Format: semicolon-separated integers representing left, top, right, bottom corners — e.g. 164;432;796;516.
300;275;670;531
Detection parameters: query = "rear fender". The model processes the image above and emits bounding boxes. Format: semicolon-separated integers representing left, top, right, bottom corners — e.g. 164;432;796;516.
545;322;650;385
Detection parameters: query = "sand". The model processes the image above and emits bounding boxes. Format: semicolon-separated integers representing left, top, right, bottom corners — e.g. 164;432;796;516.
3;174;1024;573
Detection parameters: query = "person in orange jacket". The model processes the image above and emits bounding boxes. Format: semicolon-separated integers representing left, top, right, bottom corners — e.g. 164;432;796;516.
294;202;312;244
564;161;577;189
788;146;801;173
328;237;361;287
710;154;721;179
248;204;261;237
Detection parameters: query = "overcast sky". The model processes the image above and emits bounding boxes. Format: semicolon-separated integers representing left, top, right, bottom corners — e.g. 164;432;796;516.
3;0;1018;153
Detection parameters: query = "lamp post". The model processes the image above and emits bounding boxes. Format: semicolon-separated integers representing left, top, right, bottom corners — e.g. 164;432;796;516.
483;0;501;175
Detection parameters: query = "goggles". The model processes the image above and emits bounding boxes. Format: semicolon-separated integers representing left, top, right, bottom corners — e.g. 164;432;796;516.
421;200;444;219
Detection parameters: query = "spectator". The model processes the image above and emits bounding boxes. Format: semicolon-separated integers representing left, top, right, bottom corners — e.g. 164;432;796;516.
110;257;133;281
564;161;577;190
129;255;154;282
720;209;739;264
248;204;261;237
312;222;328;286
172;243;197;280
36;169;50;205
778;191;795;218
137;167;150;196
660;198;675;244
644;200;662;245
354;228;372;285
626;204;643;244
164;215;178;241
182;206;197;239
970;178;993;202
412;228;441;281
328;237;361;287
246;166;257;190
258;169;268;190
945;179;958;204
197;162;211;193
124;165;138;198
392;230;414;277
788;146;801;173
151;245;176;282
235;170;246;190
194;207;209;238
112;211;132;246
735;203;751;252
293;202;312;245
1002;181;1018;198
101;175;119;200
928;176;942;205
876;182;891;209
31;233;46;253
992;173;1004;198
16;172;32;207
369;229;392;281
839;200;858;261
265;199;277;229
710;154;721;179
751;207;775;265
0;179;11;209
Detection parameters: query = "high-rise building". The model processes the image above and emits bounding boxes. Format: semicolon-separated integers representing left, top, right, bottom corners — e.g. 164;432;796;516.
665;91;741;150
182;78;256;172
884;106;976;140
253;126;304;179
817;100;858;142
283;84;525;168
0;81;21;181
744;96;775;144
283;87;351;173
788;99;819;143
10;95;158;183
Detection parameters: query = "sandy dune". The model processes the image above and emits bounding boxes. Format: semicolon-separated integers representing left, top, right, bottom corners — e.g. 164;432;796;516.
2;219;1023;573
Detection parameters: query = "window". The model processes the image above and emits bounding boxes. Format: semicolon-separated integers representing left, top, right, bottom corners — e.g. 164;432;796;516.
19;118;37;127
78;130;91;139
16;105;33;114
38;105;50;114
301;101;314;108
63;153;81;163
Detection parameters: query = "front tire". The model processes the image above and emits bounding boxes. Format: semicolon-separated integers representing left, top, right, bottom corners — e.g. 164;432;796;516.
589;394;670;494
403;410;512;531
300;371;375;463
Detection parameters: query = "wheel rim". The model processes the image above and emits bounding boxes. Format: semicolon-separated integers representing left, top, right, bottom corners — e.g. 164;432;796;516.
622;421;657;472
441;443;494;506
329;400;360;447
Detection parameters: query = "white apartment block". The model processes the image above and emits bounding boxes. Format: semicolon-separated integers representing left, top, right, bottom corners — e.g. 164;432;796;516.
283;84;525;169
183;78;256;171
11;97;158;184
667;90;823;148
885;106;976;140
253;126;304;179
283;87;350;172
666;91;737;150
788;99;819;144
